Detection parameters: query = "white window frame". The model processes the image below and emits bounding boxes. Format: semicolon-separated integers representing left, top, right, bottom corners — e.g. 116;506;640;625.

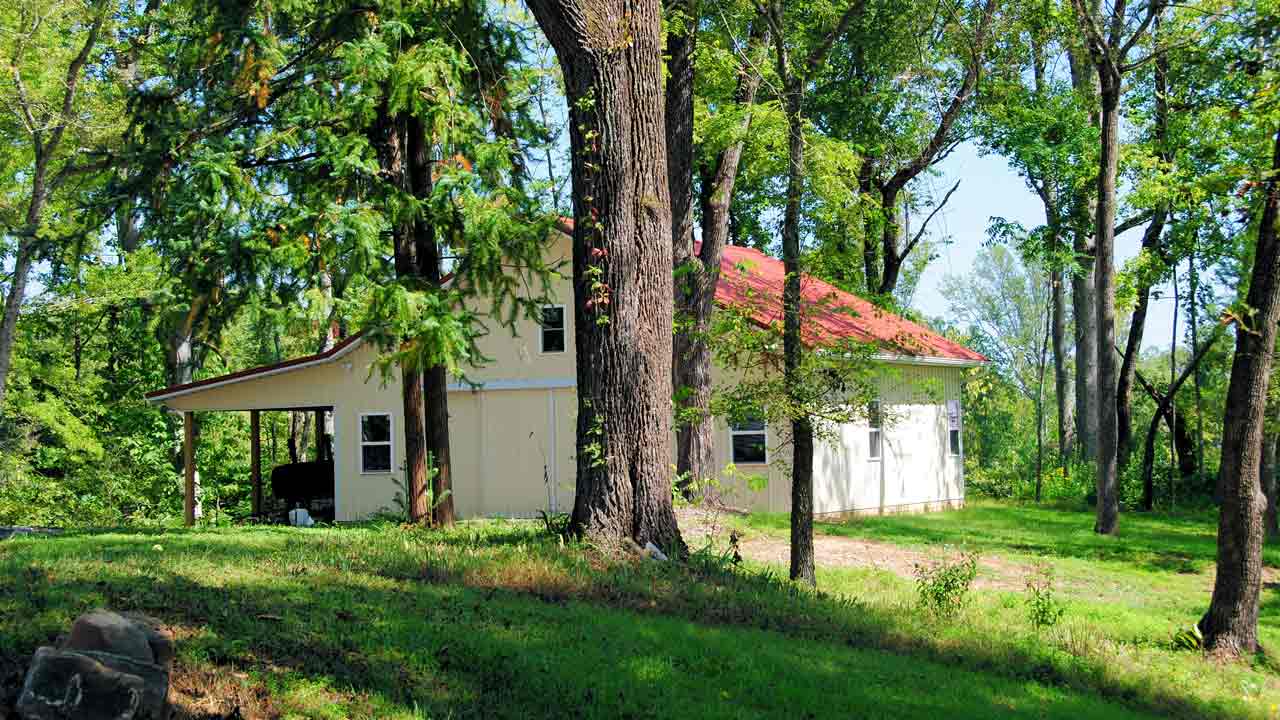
359;412;394;474
868;400;883;462
730;417;769;465
946;399;962;457
539;304;567;354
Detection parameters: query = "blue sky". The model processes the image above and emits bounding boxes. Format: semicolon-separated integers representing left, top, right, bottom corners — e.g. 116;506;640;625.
919;141;1178;352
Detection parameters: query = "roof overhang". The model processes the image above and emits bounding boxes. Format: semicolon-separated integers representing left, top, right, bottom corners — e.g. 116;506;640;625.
145;334;366;406
873;353;987;369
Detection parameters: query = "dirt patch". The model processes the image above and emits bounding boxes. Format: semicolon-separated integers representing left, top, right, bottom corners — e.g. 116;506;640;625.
170;659;279;720
677;507;1032;591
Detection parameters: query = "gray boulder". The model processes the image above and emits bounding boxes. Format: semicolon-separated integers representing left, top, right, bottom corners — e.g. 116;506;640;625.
16;611;173;720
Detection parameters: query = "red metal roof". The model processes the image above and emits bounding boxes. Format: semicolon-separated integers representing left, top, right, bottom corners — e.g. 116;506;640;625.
148;229;981;401
710;244;986;363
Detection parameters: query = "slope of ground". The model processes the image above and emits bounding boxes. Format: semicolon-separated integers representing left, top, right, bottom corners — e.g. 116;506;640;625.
0;504;1270;719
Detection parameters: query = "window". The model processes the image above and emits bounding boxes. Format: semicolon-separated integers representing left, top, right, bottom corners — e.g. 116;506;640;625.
360;413;393;473
540;305;566;353
868;400;882;461
730;416;768;464
946;400;962;456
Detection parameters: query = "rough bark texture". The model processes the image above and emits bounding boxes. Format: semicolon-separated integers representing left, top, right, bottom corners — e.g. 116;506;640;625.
672;22;766;494
1067;41;1099;465
1201;127;1280;657
527;0;684;553
374;106;432;524
408;115;455;526
1092;73;1122;536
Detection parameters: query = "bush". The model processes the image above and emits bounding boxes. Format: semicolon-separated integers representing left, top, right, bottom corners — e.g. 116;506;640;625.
1024;561;1066;632
913;549;979;620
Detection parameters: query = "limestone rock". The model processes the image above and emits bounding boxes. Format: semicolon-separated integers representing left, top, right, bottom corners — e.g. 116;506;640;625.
15;611;172;720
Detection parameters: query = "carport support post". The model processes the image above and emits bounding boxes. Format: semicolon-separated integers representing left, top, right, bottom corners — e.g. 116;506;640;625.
183;411;196;527
314;409;325;461
250;410;262;518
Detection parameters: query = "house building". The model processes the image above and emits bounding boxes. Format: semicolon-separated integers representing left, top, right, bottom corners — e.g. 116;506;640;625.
146;226;986;523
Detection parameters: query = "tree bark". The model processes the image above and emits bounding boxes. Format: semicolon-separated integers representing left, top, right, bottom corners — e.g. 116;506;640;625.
1201;127;1280;657
673;22;767;495
1092;71;1122;535
407;114;455;526
528;0;684;553
871;0;996;298
1264;432;1280;540
1051;269;1073;463
762;0;870;585
1117;213;1166;470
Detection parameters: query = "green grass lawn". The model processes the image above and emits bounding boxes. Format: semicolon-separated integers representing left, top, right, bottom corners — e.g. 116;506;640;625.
0;504;1272;719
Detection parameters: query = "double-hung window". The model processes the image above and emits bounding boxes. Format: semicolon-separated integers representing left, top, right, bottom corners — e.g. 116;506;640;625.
730;416;768;464
868;400;883;461
360;412;393;473
946;400;962;456
540;305;566;353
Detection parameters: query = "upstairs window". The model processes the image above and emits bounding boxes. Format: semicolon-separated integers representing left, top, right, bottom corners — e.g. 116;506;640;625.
541;305;566;353
730;417;768;464
868;400;882;461
360;413;393;473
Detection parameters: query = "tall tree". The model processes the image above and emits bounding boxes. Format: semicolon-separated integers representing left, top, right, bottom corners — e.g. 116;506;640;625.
1202;126;1280;657
1070;0;1165;535
673;16;769;493
761;0;867;585
526;0;685;552
0;0;109;412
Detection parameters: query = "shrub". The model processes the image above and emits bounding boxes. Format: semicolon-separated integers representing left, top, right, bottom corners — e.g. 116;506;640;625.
1024;561;1066;632
913;549;979;620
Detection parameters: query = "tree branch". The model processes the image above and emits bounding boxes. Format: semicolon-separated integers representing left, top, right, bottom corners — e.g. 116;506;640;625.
804;0;869;71
884;0;997;192
902;179;961;258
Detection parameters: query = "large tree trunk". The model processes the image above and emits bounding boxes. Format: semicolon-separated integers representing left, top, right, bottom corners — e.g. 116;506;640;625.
528;0;684;553
1092;73;1122;535
1072;244;1099;461
673;22;767;495
1201;127;1280;657
1068;42;1099;466
406;114;455;526
372;104;432;523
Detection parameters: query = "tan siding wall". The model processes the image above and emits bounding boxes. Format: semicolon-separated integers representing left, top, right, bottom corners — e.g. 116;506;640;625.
160;229;968;521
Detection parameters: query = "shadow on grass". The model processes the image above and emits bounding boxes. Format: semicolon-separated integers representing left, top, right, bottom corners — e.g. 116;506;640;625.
0;555;1160;720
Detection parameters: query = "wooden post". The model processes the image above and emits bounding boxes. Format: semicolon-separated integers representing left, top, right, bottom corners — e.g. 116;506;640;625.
250;410;262;518
314;409;326;462
183;411;196;527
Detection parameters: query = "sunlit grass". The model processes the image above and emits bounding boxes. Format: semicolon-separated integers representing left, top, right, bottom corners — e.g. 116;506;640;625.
0;509;1270;718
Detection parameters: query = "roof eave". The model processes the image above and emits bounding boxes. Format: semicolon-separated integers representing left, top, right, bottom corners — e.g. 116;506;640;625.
873;352;987;368
145;335;366;406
